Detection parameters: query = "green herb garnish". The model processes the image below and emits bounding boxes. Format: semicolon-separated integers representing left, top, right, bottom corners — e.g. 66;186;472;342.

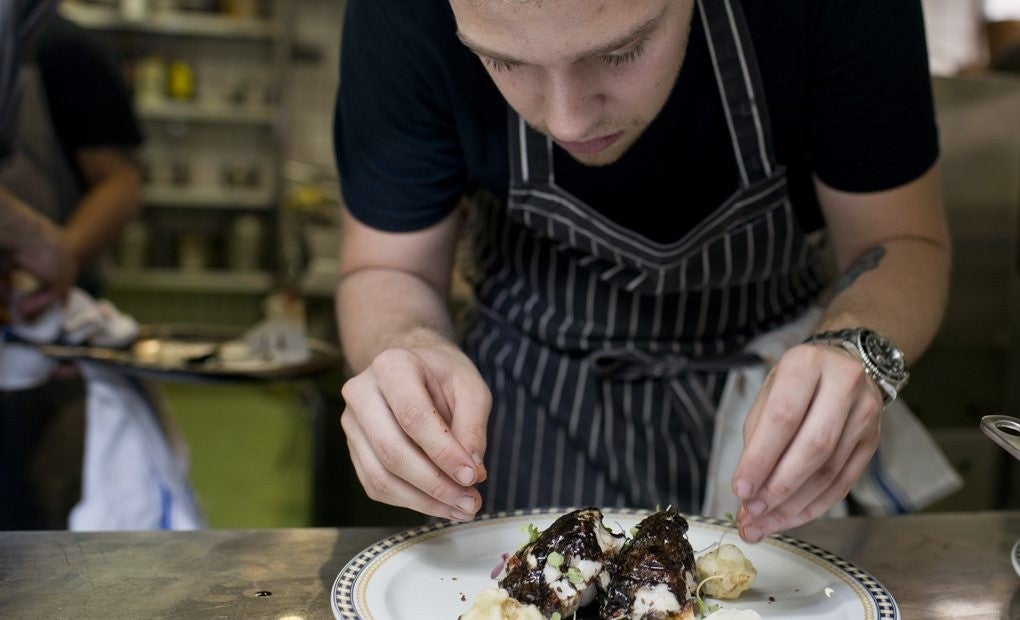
695;575;723;618
550;613;561;620
521;523;541;545
565;567;584;585
547;551;564;569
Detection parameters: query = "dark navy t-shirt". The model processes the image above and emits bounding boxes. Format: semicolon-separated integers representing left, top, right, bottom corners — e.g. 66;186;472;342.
334;0;938;244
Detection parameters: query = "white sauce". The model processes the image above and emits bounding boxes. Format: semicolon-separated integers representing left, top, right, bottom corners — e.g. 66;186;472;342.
542;563;560;585
631;583;681;617
595;521;624;554
574;558;602;582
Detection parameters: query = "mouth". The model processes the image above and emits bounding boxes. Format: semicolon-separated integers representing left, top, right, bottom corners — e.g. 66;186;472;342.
554;131;624;155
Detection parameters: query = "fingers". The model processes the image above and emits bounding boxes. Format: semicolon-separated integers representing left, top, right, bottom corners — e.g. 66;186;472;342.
15;289;59;321
449;372;491;482
742;437;878;541
343;412;477;521
739;360;857;522
372;349;481;487
733;345;886;542
732;347;821;502
339;346;494;520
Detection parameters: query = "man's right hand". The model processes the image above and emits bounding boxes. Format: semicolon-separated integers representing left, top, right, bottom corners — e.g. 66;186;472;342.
340;336;492;521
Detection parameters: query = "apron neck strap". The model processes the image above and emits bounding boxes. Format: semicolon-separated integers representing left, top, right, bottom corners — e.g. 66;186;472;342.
697;0;778;187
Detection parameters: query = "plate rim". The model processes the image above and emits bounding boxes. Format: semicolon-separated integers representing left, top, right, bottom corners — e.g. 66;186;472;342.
331;507;899;620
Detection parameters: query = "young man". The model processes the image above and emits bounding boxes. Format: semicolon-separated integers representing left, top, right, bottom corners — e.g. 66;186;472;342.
334;0;950;543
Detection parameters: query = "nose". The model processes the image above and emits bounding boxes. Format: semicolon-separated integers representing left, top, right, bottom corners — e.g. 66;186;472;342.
543;69;602;143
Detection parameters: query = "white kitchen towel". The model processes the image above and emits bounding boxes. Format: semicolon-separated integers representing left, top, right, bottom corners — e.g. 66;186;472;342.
702;307;963;518
0;288;204;530
69;362;204;531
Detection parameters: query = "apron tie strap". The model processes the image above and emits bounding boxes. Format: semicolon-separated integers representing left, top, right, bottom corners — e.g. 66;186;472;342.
588;347;762;381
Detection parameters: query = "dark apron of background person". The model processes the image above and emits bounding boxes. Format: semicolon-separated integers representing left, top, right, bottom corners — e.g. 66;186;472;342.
0;67;88;529
461;0;830;514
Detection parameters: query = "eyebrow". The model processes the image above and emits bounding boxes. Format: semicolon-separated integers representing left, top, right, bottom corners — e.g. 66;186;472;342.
456;6;667;66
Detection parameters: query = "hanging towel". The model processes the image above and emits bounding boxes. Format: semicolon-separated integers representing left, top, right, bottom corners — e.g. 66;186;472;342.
702;307;963;518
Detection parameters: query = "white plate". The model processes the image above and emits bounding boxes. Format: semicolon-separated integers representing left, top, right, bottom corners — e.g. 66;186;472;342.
331;508;898;620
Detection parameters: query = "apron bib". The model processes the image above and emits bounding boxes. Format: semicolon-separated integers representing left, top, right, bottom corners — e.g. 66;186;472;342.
462;0;828;513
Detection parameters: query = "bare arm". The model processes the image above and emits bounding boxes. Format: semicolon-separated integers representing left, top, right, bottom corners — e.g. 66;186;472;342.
337;206;460;371
65;147;142;266
733;163;950;542
337;206;490;521
812;164;950;358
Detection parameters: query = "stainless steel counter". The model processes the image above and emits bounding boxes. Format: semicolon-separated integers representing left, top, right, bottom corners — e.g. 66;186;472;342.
1;511;1017;619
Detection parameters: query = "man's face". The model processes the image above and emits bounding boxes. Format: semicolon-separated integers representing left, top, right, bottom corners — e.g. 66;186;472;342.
450;0;696;166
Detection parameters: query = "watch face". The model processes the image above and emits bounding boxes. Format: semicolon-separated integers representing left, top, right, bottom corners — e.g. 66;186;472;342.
861;331;907;381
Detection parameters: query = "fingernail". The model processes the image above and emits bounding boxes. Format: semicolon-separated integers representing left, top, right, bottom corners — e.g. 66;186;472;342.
734;479;753;499
742;526;761;542
747;500;767;517
456;466;475;486
457;495;477;514
450;510;473;522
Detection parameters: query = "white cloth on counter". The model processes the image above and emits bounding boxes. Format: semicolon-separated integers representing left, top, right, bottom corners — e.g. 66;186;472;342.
0;288;204;530
701;307;963;519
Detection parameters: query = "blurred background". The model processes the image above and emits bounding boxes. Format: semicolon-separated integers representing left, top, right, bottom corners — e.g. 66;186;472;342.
8;0;1020;529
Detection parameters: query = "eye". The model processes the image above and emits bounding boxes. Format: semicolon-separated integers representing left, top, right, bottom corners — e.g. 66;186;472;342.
483;57;519;73
601;41;646;67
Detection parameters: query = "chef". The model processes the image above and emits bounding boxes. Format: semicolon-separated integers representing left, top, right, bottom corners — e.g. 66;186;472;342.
333;0;951;543
0;1;144;529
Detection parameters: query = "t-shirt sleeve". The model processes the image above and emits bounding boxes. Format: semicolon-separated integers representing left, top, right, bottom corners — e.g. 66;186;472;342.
333;0;466;232
34;17;143;154
808;0;939;192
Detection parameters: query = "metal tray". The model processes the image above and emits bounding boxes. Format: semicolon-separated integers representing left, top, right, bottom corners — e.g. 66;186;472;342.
33;324;342;382
980;415;1020;461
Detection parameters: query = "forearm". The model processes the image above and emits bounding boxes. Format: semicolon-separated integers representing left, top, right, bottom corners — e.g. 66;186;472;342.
816;237;950;362
337;268;457;373
64;165;141;265
812;164;950;363
0;186;57;249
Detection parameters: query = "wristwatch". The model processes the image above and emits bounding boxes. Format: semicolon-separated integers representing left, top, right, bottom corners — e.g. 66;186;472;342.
803;328;909;406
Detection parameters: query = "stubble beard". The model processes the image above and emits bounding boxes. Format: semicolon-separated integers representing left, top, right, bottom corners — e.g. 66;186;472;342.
527;116;651;167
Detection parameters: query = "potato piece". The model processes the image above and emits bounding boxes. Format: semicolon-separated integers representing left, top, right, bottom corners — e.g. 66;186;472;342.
695;544;757;599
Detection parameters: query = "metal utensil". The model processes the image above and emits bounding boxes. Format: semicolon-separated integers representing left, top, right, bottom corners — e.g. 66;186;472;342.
1012;539;1020;578
981;416;1020;579
980;415;1020;461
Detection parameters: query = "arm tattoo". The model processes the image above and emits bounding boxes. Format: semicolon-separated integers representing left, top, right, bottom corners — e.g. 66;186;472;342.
822;245;886;305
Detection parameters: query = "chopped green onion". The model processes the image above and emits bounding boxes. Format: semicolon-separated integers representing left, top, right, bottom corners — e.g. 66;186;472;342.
547;551;564;569
550;613;561;620
724;512;736;527
629;526;639;537
566;567;584;585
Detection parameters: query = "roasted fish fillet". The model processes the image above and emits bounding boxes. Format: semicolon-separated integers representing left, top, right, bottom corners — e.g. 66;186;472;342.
600;508;698;620
499;507;625;617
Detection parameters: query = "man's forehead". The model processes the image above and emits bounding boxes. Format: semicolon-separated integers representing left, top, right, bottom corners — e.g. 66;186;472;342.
450;0;668;61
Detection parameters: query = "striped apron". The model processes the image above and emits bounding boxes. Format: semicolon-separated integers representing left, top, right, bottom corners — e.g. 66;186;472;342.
462;0;829;514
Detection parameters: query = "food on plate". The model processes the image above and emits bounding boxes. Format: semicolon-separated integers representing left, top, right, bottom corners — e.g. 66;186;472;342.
460;587;546;620
463;507;759;619
498;507;625;617
694;544;757;600
600;507;699;619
